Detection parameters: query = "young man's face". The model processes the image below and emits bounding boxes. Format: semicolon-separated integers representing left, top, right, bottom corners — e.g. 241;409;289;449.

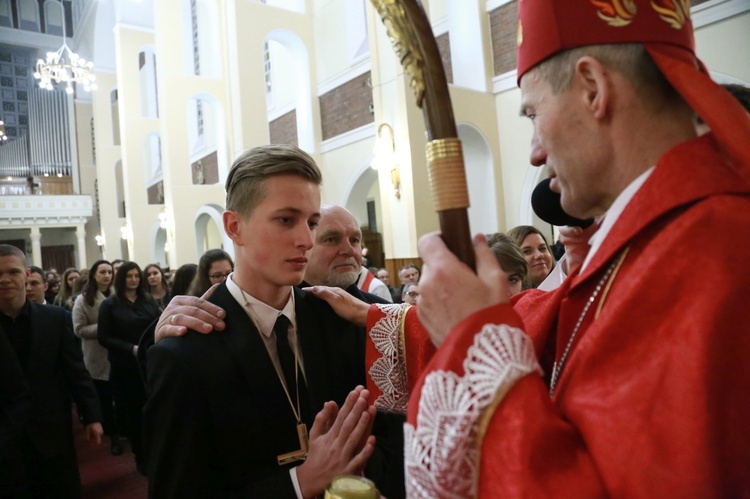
26;271;47;304
0;255;28;305
226;174;321;295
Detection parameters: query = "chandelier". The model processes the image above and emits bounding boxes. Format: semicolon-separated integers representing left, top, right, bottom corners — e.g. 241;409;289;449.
0;120;8;142
33;1;97;94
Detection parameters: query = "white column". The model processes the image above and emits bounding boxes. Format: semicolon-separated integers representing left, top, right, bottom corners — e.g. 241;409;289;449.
30;226;42;267
76;225;87;269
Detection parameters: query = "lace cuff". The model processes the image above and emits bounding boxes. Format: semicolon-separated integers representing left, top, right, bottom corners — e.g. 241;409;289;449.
404;324;542;498
366;303;410;414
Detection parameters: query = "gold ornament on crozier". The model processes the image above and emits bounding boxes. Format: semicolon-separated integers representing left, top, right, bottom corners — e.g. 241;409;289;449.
370;0;426;107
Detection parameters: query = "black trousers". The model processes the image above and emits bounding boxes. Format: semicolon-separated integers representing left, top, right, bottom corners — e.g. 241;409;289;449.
109;366;146;467
4;433;82;499
92;379;116;437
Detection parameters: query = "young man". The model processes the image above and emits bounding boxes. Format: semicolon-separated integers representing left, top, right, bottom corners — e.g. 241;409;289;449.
143;146;377;498
25;266;49;305
0;245;102;496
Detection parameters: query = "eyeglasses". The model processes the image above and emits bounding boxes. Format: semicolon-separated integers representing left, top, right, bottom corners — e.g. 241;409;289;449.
208;271;232;280
404;291;419;297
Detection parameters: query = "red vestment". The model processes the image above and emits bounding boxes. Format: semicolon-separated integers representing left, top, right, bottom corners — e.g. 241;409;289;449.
365;135;750;497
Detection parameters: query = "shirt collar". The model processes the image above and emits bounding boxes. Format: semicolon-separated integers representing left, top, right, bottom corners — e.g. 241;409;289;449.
225;273;295;338
581;166;655;272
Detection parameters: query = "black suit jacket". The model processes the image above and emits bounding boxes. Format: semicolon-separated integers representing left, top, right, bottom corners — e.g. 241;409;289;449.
9;302;100;458
144;285;373;498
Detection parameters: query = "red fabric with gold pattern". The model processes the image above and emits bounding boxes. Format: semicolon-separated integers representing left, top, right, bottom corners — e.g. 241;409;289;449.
406;135;750;496
516;0;750;181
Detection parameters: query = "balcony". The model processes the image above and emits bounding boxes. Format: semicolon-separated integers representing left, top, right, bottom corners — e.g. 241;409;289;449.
0;194;93;227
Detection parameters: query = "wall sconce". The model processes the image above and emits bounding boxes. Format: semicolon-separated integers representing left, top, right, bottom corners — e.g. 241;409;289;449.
159;208;169;229
372;123;401;199
120;223;130;240
95;233;105;248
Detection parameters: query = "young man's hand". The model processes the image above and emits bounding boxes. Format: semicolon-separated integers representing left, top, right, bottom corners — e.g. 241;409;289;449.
85;422;104;444
296;386;377;498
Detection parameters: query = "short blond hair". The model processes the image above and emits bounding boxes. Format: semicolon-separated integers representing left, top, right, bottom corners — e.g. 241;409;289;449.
225;145;322;219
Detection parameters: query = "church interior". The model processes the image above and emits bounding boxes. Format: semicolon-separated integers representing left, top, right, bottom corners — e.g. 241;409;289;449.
0;0;747;276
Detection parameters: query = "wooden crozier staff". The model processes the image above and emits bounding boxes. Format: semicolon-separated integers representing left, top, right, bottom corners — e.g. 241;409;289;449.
370;0;475;270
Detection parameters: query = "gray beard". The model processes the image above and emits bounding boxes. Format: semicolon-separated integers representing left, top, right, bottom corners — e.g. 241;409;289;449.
324;270;359;288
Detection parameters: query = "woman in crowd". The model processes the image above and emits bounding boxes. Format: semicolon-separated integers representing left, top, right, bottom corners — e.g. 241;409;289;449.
98;261;161;475
170;263;198;297
143;263;170;310
72;260;122;455
486;232;531;296
54;267;81;310
508;225;555;288
187;248;234;296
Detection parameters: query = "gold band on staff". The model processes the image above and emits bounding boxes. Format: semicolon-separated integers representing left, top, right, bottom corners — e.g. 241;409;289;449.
425;138;470;212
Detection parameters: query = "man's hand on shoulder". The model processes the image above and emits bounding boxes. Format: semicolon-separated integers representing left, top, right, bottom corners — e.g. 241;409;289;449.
155;284;226;343
303;286;370;327
86;422;103;444
296;386;377;498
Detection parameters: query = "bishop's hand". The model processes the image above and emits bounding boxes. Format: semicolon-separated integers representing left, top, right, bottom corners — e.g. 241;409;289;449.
417;232;510;348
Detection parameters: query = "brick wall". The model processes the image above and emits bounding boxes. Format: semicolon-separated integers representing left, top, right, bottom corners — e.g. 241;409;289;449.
269;110;298;146
191;151;219;185
319;71;374;141
436;33;453;84
490;1;518;76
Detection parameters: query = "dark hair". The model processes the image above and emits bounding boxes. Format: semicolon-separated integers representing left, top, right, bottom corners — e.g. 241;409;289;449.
114;261;146;302
27;266;45;283
171;263;198;297
143;263;169;294
188;249;233;296
0;244;25;263
83;260;112;307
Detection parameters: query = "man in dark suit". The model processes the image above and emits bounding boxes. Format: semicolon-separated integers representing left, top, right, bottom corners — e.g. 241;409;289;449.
144;146;377;498
150;202;406;498
0;244;103;497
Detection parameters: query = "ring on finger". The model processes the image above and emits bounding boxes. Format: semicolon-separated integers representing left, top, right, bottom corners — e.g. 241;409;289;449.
170;314;177;325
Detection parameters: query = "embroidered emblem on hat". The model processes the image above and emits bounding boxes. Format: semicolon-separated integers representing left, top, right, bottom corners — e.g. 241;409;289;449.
651;0;691;30
517;19;523;46
591;0;637;27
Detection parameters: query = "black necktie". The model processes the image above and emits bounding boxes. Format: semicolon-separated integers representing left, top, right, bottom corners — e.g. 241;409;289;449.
274;315;310;422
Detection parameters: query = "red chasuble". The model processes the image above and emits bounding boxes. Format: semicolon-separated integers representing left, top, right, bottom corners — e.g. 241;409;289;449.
365;135;750;497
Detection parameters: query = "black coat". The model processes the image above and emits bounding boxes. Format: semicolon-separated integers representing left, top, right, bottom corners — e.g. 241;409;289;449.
145;285;374;497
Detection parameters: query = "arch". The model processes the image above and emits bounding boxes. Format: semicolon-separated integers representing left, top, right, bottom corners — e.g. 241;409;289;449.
43;0;63;35
186;93;228;184
114;159;125;217
265;29;315;151
181;0;221;78
17;0;40;32
343;153;380;226
149;222;168;266
193;204;232;261
138;46;159;118
457;123;498;234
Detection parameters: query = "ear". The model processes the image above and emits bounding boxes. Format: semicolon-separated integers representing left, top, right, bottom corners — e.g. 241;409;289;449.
223;211;244;245
573;56;610;120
